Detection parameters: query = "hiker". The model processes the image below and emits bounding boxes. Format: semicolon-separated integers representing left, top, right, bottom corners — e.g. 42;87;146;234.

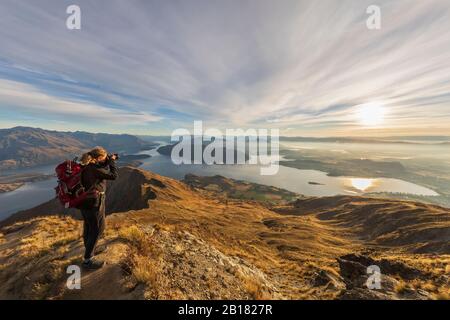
78;146;119;270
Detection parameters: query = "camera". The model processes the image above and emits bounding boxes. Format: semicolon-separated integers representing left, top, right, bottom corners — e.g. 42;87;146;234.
108;153;119;161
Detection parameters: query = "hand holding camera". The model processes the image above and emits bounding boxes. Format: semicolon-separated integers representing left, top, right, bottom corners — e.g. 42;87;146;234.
108;153;119;161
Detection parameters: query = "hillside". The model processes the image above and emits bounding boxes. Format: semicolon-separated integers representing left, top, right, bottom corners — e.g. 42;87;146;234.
0;126;156;170
0;167;449;299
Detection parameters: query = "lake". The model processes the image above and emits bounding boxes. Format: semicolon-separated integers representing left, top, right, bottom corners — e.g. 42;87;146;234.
0;177;57;220
137;147;438;196
0;142;440;221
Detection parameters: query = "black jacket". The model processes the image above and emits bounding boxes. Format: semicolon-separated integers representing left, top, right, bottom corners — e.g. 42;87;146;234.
80;159;118;209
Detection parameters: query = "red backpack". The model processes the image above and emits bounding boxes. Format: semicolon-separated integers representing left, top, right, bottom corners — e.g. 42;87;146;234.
55;159;96;208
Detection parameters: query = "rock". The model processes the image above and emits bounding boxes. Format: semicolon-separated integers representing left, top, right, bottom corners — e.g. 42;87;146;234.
416;289;431;299
378;259;425;280
337;256;368;289
338;288;394;300
336;253;433;300
337;254;426;285
142;226;155;237
311;270;345;290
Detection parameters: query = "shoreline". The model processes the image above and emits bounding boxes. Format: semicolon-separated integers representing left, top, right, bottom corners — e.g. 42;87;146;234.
0;182;24;193
0;173;55;194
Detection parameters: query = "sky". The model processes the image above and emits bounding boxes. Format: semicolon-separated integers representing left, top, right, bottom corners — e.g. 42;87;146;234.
0;0;449;136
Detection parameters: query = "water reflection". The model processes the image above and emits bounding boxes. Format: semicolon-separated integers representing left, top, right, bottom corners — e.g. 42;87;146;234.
350;178;374;191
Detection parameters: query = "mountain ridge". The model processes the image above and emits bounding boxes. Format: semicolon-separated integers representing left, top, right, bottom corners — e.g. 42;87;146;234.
0;167;448;299
0;126;156;170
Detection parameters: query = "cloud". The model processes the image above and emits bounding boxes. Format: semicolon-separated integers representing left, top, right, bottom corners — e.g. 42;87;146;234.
0;0;449;134
0;79;160;123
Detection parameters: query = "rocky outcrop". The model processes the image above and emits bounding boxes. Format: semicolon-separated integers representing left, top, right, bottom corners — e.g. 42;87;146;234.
336;254;447;300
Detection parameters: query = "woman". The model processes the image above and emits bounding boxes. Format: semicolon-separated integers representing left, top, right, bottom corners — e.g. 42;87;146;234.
79;146;118;270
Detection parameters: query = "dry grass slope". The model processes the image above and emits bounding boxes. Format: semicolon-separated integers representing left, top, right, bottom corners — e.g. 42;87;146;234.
0;167;448;300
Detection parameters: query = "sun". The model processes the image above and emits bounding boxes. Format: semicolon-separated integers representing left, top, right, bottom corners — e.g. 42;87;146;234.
357;102;386;126
350;178;373;192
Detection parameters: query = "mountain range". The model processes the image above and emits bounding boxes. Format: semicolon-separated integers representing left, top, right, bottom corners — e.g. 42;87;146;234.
0;167;448;299
0;127;157;171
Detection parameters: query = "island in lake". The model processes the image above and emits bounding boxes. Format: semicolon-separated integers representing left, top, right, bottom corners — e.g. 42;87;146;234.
308;181;325;185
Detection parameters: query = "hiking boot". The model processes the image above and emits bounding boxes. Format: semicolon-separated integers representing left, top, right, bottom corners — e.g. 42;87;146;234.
94;244;108;255
82;258;105;270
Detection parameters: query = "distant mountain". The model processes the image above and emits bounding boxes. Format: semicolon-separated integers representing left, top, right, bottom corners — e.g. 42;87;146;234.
157;140;250;163
136;135;172;143
0;126;157;170
280;136;450;144
0;167;448;299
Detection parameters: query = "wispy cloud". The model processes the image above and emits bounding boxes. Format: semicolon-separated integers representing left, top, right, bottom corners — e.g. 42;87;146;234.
0;79;160;123
0;0;449;135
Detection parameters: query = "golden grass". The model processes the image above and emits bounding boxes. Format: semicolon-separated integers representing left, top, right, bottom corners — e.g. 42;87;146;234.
0;168;448;300
31;282;51;299
119;225;147;247
393;278;447;299
117;223;164;298
18;218;79;258
0;217;86;299
394;281;409;294
235;270;272;300
420;282;437;292
131;253;159;287
242;277;271;300
433;291;450;300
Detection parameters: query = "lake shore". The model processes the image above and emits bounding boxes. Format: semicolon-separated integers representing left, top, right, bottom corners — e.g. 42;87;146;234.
0;183;24;193
0;173;54;194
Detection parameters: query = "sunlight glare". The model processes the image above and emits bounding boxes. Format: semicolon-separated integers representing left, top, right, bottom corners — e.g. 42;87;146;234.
351;178;373;191
357;102;386;126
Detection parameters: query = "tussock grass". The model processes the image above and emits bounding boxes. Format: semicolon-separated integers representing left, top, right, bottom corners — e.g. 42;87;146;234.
394;281;409;294
17;217;79;258
242;277;271;300
420;282;437;292
32;282;51;299
118;224;163;298
0;217;84;299
1;169;448;300
236;270;272;300
131;253;159;287
433;291;450;300
119;225;147;248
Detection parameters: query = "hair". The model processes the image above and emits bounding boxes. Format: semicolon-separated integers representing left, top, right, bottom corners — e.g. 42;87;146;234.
80;146;108;166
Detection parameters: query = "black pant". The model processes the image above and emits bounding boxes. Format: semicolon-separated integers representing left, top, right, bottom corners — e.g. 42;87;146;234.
80;194;105;260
